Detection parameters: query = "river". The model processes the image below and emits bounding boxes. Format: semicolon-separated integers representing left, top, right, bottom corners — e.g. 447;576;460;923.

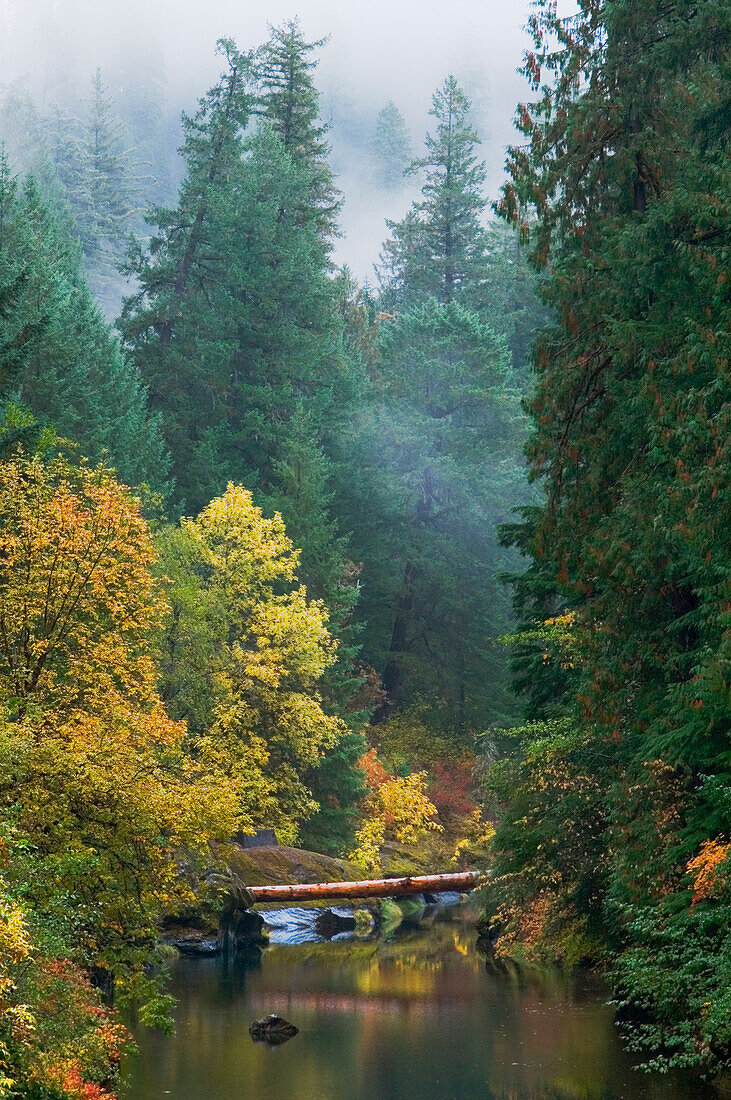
122;906;712;1099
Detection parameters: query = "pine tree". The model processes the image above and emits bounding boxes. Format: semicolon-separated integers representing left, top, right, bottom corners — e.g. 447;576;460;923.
345;300;523;730
0;153;167;489
0;81;71;224
122;115;344;514
53;69;142;311
488;0;731;1073
120;37;253;506
370;101;412;189
380;76;488;306
255;20;341;242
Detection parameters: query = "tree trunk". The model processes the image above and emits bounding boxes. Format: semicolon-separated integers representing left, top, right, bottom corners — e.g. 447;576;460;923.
248;870;479;904
374;489;433;723
374;561;417;722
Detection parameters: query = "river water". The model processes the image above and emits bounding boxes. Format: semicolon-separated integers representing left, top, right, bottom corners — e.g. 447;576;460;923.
123;908;711;1100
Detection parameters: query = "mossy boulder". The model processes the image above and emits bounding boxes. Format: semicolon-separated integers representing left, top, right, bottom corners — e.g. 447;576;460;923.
226;843;361;888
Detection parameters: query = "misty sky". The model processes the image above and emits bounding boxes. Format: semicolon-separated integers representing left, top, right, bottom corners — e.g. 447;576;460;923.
0;0;573;279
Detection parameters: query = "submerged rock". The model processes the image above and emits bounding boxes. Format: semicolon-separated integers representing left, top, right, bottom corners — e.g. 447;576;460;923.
249;1014;299;1045
221;907;267;950
314;907;357;938
171;937;220;956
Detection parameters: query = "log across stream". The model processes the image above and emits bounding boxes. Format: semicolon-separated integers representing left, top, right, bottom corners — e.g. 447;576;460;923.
247;870;480;904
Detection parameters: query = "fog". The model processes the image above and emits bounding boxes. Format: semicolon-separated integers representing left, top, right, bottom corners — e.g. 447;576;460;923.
0;0;567;281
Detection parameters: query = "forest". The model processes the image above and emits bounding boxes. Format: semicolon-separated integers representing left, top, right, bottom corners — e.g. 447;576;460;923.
0;0;728;1096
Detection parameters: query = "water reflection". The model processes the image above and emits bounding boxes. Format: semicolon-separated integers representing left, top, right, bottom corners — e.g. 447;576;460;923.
123;917;712;1100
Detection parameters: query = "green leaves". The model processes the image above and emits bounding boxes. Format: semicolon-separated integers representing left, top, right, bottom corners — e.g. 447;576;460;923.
489;0;731;1072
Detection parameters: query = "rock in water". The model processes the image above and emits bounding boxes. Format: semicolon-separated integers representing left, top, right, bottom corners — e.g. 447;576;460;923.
171;937;220;956
249;1014;299;1045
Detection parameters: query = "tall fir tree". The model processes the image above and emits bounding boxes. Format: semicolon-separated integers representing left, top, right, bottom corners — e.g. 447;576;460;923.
53;69;142;312
120;36;253;505
486;0;731;1074
255;20;341;243
0;153;167;489
380;76;489;306
370;101;412;190
0;81;71;224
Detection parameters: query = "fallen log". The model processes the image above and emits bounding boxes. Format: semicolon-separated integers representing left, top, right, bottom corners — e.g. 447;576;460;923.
248;870;479;904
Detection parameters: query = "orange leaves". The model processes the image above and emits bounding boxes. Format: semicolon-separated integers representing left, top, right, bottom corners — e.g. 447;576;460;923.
687;839;731;907
48;1063;116;1100
359;747;389;792
350;753;442;873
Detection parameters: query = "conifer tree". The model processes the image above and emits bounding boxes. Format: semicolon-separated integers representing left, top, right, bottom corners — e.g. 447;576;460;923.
0;81;71;223
122;115;343;514
255;20;341;242
120;37;253;501
346;300;523;730
0;153;167;489
53;69;141;310
380;76;488;306
122;49;368;842
370;101;412;189
487;0;731;1073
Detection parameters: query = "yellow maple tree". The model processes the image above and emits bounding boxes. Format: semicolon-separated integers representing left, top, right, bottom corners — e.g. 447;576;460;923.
0;451;239;1001
349;769;442;874
158;483;347;843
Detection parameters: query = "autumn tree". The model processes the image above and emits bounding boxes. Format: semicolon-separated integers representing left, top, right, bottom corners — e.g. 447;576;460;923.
0;448;239;1021
156;483;350;843
122;40;368;847
349;750;442;875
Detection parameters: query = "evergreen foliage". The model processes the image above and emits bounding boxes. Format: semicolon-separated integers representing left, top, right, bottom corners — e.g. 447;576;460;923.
255;20;341;242
0;153;167;490
344;299;523;730
485;0;731;1074
370;101;412;190
380;77;488;306
0;81;71;223
52;69;142;311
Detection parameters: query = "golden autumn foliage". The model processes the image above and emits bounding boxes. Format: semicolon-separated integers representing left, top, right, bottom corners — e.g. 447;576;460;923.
688;839;731;907
380;773;442;845
0;881;33;1097
158;483;348;844
349;757;441;874
0;451;240;999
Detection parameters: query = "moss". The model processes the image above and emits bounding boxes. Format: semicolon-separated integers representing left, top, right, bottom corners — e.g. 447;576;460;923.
226;843;362;888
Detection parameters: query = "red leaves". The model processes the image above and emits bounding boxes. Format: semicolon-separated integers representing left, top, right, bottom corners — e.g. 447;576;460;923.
526;53;542;87
428;755;477;824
